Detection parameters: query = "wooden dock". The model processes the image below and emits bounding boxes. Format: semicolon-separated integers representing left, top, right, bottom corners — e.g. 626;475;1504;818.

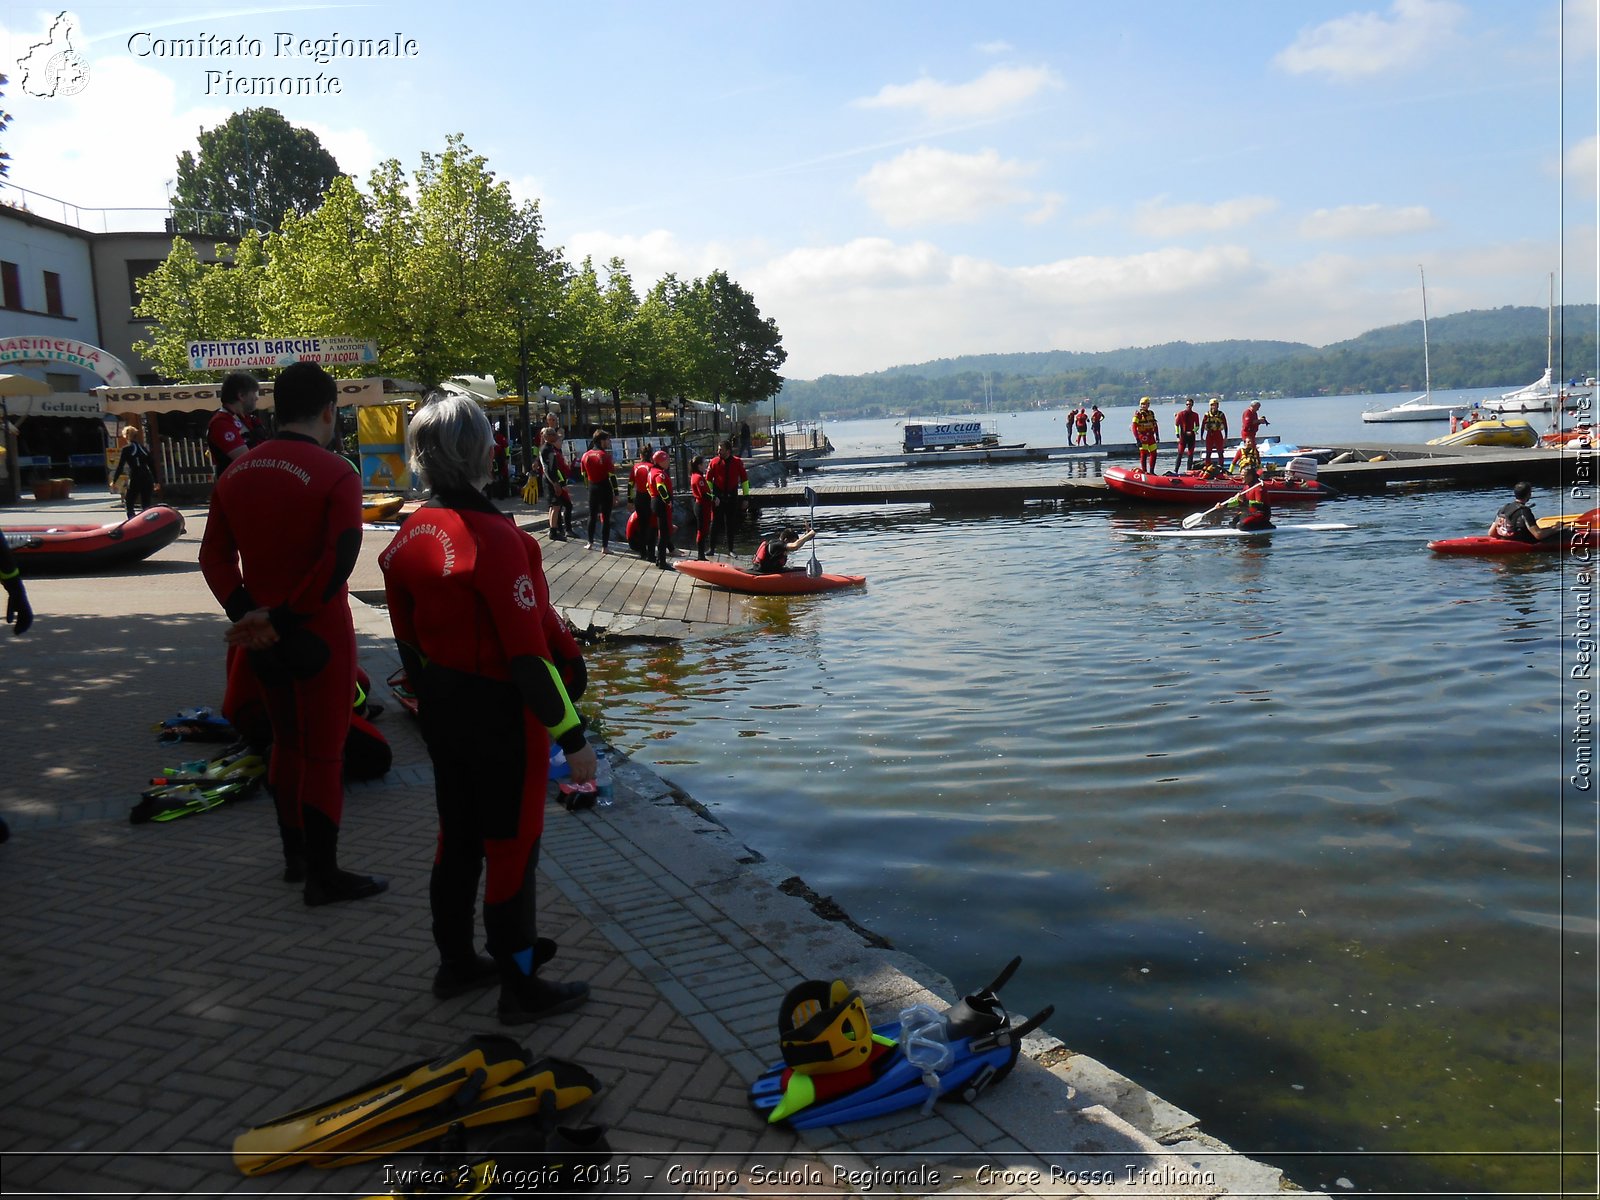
541;537;758;640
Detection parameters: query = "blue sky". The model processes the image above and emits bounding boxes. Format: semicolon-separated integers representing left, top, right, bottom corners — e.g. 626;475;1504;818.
3;0;1595;378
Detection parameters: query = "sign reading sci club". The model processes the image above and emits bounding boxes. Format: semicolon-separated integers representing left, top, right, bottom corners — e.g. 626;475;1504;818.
187;337;379;371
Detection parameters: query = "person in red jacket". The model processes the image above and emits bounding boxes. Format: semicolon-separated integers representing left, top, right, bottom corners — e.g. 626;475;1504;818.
207;372;267;476
706;440;748;553
1241;400;1269;447
579;428;615;552
648;449;675;569
688;455;716;560
380;392;593;1022
629;443;655;559
1172;397;1200;473
198;362;385;906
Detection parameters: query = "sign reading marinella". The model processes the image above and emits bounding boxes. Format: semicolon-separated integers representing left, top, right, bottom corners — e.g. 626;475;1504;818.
187;337;379;371
0;336;135;386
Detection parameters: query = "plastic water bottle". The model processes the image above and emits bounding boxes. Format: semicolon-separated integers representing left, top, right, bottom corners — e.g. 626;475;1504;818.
593;748;614;807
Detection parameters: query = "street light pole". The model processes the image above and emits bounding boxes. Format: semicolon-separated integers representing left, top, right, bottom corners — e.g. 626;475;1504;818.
517;308;532;476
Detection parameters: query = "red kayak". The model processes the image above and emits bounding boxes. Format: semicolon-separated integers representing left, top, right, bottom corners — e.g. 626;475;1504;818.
1428;533;1576;556
1103;466;1331;503
674;559;866;594
4;505;185;573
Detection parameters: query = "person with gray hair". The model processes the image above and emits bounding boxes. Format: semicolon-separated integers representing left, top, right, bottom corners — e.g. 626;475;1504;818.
408;391;494;492
379;392;595;1022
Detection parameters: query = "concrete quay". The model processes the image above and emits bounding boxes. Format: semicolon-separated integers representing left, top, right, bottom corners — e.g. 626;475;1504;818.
0;492;1319;1198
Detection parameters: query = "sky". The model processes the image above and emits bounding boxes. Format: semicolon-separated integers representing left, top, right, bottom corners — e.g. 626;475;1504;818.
2;0;1596;380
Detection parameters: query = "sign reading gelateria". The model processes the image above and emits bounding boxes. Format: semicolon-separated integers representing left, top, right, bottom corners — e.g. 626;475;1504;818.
0;337;135;386
186;336;379;371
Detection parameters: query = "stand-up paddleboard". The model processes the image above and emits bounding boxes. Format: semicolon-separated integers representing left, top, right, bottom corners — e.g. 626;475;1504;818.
1124;522;1354;541
674;559;865;594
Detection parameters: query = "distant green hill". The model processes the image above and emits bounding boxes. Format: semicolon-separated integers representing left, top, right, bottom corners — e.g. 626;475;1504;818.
780;304;1599;418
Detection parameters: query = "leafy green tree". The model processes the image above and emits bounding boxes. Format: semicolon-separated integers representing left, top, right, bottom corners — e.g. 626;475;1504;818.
174;107;340;237
678;270;787;432
131;234;268;377
265;136;565;389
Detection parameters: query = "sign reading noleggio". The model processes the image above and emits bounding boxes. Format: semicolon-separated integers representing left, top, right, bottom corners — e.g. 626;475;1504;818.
127;29;420;95
187;337;379;371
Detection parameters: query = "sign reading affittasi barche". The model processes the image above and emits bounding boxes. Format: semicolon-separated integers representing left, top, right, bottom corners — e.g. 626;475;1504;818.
187;337;379;371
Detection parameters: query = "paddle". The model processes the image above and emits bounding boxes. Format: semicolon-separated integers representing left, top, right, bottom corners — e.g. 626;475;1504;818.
803;486;821;578
1182;498;1231;530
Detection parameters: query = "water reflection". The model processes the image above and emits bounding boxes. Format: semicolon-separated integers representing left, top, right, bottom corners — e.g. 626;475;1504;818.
582;483;1589;1196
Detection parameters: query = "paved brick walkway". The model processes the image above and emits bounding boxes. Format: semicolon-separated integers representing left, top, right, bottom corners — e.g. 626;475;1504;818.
0;496;1307;1198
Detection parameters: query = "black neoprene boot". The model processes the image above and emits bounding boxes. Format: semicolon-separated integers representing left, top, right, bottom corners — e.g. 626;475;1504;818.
484;897;586;1023
302;809;388;907
278;822;306;883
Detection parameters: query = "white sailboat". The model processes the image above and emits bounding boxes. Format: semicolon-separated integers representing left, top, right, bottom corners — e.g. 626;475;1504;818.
1362;266;1461;423
1483;274;1594;415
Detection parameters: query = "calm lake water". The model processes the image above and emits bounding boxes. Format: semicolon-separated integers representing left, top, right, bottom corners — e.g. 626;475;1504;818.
585;389;1597;1196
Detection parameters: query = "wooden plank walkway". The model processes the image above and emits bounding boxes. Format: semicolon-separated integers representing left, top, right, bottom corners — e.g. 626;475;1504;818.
540;536;753;640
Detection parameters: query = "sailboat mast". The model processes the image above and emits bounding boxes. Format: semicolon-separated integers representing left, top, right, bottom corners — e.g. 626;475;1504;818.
1546;271;1554;377
1419;265;1431;398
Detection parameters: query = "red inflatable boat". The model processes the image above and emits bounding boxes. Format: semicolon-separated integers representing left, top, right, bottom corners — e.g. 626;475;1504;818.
4;505;186;573
673;559;866;595
1102;466;1331;503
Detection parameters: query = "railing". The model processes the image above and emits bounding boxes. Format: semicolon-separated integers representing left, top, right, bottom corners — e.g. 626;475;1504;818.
0;181;263;237
159;437;215;487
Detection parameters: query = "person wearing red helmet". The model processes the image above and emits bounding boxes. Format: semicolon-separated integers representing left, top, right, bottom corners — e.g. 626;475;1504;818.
628;443;655;559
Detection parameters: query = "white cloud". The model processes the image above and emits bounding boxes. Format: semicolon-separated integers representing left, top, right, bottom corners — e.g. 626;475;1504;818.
561;228;748;287
1273;0;1465;80
0;19;392;220
854;64;1062;121
1300;203;1438;238
975;40;1015;55
1131;195;1278;238
1567;135;1598;199
856;146;1056;227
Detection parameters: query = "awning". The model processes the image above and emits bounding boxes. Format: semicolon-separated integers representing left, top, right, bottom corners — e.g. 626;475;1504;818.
1;390;106;418
95;377;420;415
0;373;53;398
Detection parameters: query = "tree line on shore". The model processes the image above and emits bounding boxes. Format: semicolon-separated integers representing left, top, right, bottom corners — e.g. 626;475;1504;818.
779;308;1599;419
136;111;786;416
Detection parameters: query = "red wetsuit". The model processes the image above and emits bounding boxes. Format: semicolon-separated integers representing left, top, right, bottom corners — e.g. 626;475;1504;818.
689;469;714;557
706;451;748;553
1202;408;1229;461
1231;481;1272;530
1241;407;1267;442
379;489;585;964
199;432;363;837
648;465;674;566
1131;408;1160;472
1173;408;1200;470
580;447;615;547
629;457;654;555
207;406;266;476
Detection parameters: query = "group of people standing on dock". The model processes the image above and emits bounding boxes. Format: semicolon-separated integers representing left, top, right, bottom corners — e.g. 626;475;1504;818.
1132;396;1270;475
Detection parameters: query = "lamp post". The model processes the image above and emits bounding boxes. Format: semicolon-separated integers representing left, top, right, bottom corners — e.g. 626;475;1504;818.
516;307;532;476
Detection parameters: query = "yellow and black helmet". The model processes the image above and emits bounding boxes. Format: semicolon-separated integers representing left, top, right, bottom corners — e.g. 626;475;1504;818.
777;979;875;1076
